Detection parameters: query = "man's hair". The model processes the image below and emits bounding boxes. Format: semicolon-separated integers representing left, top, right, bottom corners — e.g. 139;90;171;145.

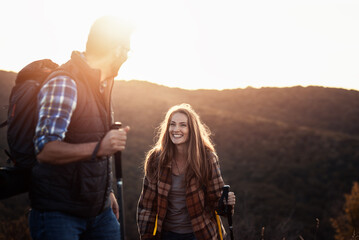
86;16;132;58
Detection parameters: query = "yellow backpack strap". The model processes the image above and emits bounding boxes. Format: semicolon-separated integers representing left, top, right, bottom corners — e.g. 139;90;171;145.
215;211;223;240
153;214;158;236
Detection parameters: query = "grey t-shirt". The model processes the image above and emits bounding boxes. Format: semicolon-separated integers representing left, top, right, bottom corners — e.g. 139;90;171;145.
163;173;193;233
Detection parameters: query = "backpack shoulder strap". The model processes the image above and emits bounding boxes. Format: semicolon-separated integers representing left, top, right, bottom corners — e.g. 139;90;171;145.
44;69;76;85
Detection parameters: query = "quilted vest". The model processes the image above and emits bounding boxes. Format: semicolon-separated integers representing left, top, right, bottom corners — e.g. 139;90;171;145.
30;51;113;217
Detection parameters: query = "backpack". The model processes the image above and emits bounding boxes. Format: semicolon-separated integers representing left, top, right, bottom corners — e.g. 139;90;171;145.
0;59;62;199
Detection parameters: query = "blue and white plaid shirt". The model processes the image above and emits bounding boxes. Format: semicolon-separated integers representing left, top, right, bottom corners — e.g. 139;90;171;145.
34;76;77;154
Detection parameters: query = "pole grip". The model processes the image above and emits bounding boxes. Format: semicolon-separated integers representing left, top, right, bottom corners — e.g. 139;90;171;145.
111;122;122;180
111;122;122;130
223;185;230;202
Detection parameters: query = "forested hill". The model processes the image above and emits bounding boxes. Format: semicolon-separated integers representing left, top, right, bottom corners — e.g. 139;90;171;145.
0;70;359;240
112;79;359;137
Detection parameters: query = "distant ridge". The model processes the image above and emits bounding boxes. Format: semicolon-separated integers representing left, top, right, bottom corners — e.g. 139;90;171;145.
111;79;359;136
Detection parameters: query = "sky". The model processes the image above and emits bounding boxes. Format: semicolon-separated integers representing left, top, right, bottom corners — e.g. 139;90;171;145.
0;0;359;91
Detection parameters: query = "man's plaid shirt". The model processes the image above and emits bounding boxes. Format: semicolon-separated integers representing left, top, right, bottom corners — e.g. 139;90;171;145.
34;76;77;154
137;153;226;240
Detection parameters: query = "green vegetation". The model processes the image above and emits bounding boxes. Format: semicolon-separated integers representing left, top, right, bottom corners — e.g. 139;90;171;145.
0;70;359;240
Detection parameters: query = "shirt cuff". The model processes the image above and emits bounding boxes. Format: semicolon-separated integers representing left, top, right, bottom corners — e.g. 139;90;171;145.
34;135;62;154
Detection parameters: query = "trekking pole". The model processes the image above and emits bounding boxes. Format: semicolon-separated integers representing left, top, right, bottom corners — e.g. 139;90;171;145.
219;185;234;240
111;122;126;240
225;185;235;240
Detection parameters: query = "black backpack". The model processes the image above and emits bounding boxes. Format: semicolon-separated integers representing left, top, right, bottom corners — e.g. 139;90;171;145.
0;59;64;199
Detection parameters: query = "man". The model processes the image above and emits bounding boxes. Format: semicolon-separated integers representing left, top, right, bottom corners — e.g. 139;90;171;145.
28;16;132;240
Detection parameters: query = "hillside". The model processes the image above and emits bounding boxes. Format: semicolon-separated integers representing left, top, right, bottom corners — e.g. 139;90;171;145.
0;70;359;240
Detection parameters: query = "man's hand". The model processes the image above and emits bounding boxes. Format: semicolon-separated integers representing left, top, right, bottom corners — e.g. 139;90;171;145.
110;191;119;219
98;126;130;156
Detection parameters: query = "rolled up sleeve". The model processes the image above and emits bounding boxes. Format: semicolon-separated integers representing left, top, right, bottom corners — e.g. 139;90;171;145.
34;76;77;154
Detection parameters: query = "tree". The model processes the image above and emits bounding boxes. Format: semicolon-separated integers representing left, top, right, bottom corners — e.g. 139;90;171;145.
331;182;359;240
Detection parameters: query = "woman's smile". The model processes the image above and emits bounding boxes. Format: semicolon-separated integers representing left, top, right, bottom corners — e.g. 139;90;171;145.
169;112;189;145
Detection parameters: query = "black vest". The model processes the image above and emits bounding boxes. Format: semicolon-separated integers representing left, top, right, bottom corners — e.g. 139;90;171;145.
30;52;113;217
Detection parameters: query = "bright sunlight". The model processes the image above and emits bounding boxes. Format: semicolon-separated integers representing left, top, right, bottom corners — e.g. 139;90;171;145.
1;0;359;90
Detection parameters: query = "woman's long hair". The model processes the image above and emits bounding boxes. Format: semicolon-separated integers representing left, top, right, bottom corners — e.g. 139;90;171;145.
144;103;216;188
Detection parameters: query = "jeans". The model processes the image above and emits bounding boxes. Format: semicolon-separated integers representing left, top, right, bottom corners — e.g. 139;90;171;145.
162;231;197;240
29;207;121;240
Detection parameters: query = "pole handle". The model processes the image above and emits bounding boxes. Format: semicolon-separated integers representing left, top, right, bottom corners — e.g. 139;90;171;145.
111;122;122;180
111;121;122;130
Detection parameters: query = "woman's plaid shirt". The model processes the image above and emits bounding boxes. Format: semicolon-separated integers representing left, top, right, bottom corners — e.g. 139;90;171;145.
137;154;226;240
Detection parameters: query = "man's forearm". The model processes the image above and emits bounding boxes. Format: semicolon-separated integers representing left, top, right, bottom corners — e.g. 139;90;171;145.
36;127;129;165
36;140;98;164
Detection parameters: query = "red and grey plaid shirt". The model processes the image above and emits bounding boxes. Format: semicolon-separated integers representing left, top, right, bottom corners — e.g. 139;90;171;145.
137;153;226;240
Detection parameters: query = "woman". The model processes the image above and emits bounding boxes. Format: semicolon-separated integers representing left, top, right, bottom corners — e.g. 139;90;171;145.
137;103;235;240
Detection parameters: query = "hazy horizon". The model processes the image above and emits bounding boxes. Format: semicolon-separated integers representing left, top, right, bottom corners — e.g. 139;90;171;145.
1;67;358;92
1;0;359;91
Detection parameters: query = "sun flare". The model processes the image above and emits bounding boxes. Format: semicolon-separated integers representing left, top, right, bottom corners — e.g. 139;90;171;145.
1;0;359;91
